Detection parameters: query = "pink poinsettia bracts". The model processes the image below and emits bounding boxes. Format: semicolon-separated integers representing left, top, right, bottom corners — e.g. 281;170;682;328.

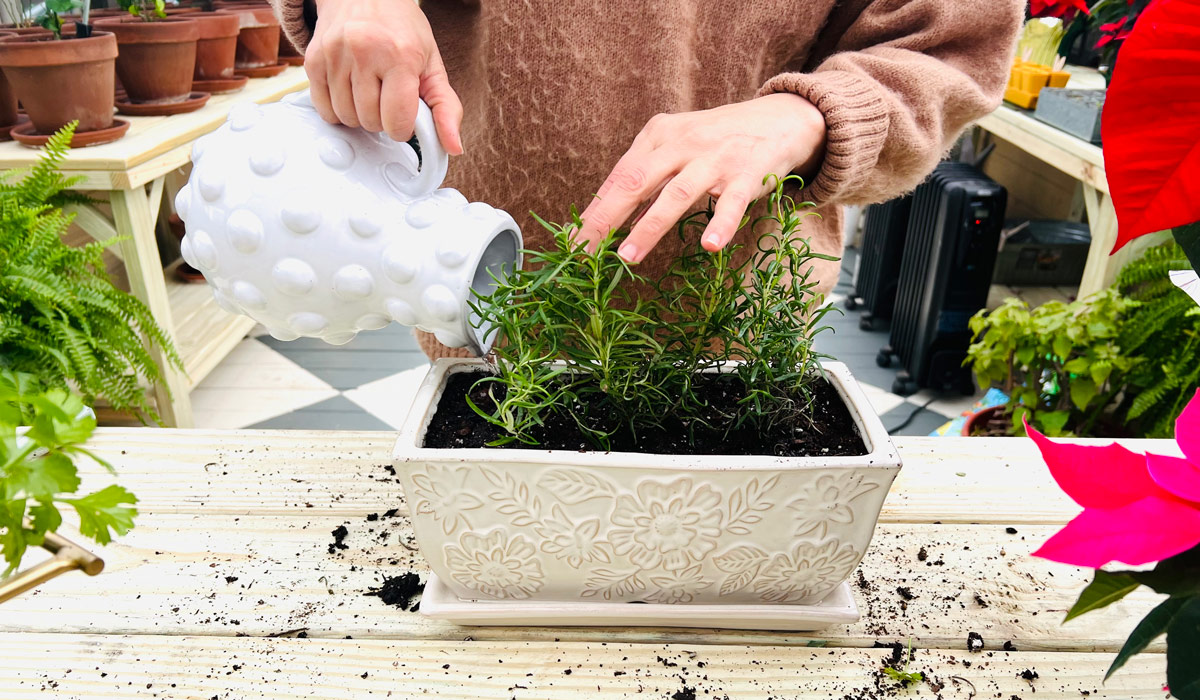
1027;390;1200;568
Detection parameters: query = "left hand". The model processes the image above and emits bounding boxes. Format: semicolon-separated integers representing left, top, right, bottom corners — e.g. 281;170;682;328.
576;93;827;264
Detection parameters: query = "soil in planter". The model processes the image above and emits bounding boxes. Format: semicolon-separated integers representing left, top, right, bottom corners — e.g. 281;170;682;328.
425;371;867;457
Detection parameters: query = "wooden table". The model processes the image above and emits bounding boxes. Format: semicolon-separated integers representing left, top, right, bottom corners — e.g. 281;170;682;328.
0;430;1173;698
0;69;309;427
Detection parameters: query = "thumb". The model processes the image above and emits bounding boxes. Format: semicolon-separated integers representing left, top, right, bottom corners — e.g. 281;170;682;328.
420;55;464;156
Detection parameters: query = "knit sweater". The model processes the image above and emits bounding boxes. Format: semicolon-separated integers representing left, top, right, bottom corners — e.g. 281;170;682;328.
270;0;1023;359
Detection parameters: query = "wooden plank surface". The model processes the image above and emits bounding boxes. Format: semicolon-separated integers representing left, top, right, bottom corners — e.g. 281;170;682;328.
0;634;1165;699
0;429;1175;696
0;430;1175;651
0;68;308;182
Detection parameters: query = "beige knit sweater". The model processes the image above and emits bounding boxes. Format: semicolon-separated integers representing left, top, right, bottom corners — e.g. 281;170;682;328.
271;0;1023;359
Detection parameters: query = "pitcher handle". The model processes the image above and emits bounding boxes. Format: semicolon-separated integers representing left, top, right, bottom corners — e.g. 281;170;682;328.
387;99;450;198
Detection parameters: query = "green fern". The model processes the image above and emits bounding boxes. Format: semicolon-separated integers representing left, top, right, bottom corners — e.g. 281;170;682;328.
1116;242;1200;437
0;122;183;422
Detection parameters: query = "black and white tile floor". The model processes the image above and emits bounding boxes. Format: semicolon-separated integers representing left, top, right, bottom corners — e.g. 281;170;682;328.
191;247;985;435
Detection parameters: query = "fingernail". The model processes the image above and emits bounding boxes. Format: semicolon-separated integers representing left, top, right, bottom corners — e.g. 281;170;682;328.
702;233;722;250
618;241;640;263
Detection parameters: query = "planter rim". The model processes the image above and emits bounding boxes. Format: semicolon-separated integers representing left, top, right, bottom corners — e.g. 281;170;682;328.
220;5;279;28
0;31;117;67
393;359;902;472
94;16;200;43
189;10;242;39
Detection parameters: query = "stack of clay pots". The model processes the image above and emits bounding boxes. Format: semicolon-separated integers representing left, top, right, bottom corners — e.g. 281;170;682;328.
0;1;289;148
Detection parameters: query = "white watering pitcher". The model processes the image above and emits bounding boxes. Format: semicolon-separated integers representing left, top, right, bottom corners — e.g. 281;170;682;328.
175;90;522;356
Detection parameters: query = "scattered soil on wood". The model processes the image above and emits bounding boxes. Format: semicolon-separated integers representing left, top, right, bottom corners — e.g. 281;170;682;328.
424;371;867;457
365;572;424;612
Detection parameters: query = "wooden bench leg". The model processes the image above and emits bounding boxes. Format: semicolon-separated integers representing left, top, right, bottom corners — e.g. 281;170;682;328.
109;182;195;428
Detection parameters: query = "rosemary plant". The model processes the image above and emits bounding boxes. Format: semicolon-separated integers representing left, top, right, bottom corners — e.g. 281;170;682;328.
468;175;839;450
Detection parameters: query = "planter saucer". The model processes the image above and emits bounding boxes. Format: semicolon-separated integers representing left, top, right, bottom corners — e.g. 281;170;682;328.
235;60;287;78
115;91;210;117
0;115;30;141
12;119;130;148
193;75;249;94
281;55;304;66
420;575;859;631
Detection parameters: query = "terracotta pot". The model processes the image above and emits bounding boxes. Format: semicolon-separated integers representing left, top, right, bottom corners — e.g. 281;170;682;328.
0;31;118;133
961;405;1005;436
223;5;278;69
190;11;240;80
0;32;17;128
95;17;199;105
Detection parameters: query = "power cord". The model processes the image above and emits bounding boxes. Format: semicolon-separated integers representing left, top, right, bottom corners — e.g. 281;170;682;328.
886;396;938;434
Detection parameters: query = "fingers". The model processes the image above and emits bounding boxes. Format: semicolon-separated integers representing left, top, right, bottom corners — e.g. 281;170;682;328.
305;43;337;125
326;50;360;128
420;54;464;155
380;71;420;143
702;179;759;251
620;165;716;264
351;72;383;133
577;149;677;253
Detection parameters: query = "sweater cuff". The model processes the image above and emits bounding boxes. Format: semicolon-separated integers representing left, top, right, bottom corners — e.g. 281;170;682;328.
757;70;889;206
271;0;315;53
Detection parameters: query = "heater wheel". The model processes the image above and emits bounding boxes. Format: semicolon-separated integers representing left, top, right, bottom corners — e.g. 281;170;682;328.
892;377;919;396
844;296;859;311
875;349;892;368
859;314;876;331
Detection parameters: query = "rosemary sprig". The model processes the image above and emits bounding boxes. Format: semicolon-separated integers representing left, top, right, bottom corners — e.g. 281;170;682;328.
468;175;840;449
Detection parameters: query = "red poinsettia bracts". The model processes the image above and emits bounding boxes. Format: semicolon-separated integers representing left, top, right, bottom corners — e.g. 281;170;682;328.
1031;0;1090;18
1027;390;1200;567
1102;0;1200;250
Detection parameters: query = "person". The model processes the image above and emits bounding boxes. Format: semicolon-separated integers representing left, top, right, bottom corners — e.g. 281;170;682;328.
269;0;1024;359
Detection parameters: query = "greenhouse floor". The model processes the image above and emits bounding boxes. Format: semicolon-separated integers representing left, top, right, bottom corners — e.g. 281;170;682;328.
189;248;1072;435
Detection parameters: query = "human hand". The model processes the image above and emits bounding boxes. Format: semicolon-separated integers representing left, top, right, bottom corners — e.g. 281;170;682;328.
576;94;827;263
306;0;463;154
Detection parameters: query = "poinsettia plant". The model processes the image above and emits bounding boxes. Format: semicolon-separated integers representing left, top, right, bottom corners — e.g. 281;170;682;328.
1090;0;1152;68
1027;389;1200;698
1102;0;1200;269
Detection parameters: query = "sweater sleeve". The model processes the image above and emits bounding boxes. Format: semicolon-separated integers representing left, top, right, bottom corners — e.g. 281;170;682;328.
759;0;1024;207
269;0;316;53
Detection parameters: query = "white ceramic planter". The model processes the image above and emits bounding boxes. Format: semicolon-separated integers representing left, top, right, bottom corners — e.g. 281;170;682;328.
176;91;522;355
393;359;902;607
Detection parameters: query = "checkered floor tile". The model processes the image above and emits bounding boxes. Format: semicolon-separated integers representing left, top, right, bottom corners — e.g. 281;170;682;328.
192;247;982;435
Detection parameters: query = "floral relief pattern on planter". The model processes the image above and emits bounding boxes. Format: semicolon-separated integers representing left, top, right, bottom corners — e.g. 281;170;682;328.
609;478;722;570
407;461;891;604
410;465;484;535
786;473;880;538
443;530;544;599
752;540;861;603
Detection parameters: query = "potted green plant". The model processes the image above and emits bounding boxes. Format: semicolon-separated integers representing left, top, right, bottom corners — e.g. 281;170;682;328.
391;178;902;628
1111;242;1200;438
0;1;127;147
964;292;1134;437
0;370;138;603
0;125;184;422
95;1;204;114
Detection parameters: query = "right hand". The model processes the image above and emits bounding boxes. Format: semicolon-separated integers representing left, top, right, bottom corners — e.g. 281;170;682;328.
305;0;464;154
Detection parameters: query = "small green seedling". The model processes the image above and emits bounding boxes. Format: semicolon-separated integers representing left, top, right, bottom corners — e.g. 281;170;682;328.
882;639;925;686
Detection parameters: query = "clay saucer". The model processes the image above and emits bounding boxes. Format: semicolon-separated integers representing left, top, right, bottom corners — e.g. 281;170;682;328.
192;75;249;95
235;60;287;79
0;115;30;141
12;119;130;148
116;91;210;117
280;55;304;67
